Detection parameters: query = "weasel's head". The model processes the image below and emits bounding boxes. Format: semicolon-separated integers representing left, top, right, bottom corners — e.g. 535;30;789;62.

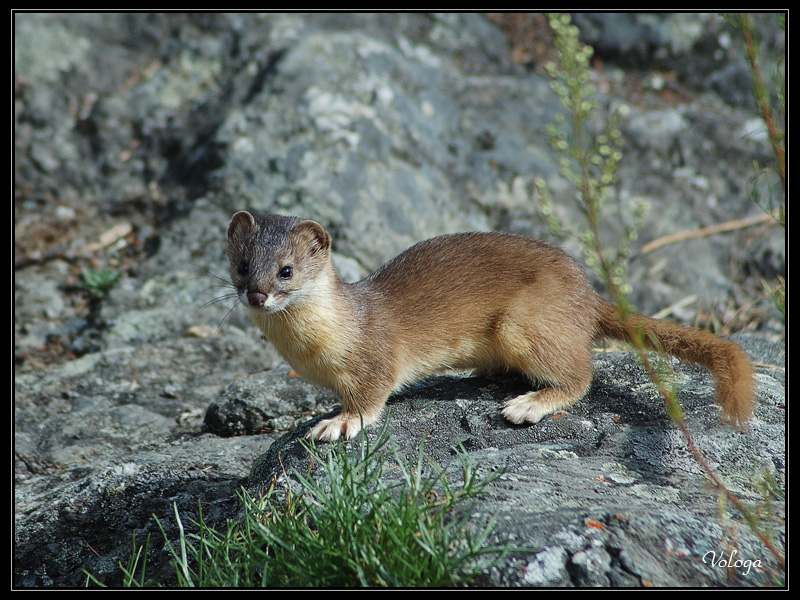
226;211;333;313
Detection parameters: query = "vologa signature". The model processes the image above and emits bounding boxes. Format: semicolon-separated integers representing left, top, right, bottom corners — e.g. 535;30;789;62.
703;550;762;576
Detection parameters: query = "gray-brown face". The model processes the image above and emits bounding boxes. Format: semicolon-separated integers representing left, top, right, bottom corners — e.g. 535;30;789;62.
226;211;331;313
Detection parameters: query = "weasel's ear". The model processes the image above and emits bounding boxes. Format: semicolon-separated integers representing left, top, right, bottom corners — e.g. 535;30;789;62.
228;211;256;240
295;219;331;255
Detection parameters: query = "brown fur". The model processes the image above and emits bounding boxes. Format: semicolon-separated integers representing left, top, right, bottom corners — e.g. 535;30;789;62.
227;211;755;441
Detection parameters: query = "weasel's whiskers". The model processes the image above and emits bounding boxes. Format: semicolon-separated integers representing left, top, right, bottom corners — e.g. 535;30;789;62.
193;265;240;338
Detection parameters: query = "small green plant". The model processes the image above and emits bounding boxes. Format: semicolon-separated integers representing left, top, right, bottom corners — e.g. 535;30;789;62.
81;266;121;299
536;14;645;315
722;13;785;319
764;276;785;316
538;12;784;572
536;13;674;401
722;13;785;216
87;428;507;587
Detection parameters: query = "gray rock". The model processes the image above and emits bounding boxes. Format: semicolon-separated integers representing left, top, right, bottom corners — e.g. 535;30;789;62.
203;365;337;436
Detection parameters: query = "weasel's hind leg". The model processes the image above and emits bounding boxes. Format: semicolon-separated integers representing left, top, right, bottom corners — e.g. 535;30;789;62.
501;384;588;424
499;340;594;425
491;297;597;425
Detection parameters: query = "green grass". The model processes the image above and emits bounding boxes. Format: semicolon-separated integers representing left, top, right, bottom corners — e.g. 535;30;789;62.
81;266;121;299
86;429;508;587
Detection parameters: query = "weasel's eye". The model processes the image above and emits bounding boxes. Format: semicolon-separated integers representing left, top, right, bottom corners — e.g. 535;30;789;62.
238;261;249;276
279;266;293;279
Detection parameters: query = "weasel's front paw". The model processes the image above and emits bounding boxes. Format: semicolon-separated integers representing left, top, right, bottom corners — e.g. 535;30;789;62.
309;413;366;441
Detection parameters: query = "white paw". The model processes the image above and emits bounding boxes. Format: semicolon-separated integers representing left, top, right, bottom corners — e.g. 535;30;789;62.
500;392;552;424
309;414;365;441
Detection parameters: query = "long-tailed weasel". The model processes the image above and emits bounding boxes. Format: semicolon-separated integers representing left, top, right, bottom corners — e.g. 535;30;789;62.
226;211;755;441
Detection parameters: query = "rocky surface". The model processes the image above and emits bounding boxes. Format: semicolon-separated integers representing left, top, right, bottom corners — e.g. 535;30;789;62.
14;13;784;587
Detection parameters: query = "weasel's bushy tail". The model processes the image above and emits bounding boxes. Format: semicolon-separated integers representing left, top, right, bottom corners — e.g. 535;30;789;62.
597;301;754;426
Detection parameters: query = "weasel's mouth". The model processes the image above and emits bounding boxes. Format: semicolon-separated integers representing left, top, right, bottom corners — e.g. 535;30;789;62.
240;291;283;313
